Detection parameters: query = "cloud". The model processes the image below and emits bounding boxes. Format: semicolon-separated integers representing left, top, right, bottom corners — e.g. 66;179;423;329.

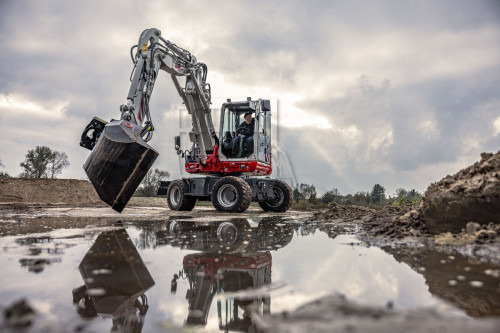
494;117;500;136
0;94;68;119
0;0;499;194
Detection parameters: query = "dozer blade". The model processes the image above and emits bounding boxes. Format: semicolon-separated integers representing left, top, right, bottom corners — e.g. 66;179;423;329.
83;120;158;213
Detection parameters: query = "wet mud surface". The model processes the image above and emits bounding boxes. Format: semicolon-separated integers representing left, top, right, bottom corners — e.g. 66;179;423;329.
0;205;499;332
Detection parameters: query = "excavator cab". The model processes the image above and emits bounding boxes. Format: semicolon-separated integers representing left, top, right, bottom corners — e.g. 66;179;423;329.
181;251;272;330
219;99;271;164
217;266;271;332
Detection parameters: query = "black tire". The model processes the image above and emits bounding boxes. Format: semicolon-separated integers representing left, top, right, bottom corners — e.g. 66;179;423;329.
247;221;294;251
258;180;293;212
210;220;252;253
167;180;196;211
211;176;252;213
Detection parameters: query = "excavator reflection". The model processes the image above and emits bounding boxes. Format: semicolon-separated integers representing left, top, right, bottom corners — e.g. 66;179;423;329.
71;218;293;332
158;218;294;331
72;228;155;333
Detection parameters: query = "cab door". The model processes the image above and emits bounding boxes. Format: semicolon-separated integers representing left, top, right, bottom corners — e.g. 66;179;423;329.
257;107;271;164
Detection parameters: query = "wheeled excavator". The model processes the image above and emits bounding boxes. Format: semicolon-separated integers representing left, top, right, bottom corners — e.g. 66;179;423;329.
80;28;292;213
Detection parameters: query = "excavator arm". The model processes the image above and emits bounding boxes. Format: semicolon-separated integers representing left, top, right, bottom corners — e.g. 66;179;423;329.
80;28;217;212
121;28;218;160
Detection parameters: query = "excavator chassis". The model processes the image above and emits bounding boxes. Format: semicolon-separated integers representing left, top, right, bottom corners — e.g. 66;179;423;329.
156;175;293;213
82;120;158;212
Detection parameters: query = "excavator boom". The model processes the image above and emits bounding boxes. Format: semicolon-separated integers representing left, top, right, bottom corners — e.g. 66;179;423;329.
81;28;215;212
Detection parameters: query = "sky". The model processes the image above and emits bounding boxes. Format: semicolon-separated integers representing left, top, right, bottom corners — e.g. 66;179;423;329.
0;0;499;196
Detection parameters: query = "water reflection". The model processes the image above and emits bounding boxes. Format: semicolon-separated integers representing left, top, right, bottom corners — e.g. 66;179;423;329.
14;236;66;273
155;218;294;253
162;218;293;331
383;246;500;317
72;228;155;332
3;216;499;331
19;258;61;273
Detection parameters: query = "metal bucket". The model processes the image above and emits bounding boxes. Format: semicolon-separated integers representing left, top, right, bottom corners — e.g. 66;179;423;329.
83;120;158;212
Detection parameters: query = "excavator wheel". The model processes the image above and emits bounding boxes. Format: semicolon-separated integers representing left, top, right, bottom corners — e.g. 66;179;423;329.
211;177;252;213
258;180;293;212
167;180;196;211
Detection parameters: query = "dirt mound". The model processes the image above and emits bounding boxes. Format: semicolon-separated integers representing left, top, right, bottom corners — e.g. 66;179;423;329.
312;202;377;222
363;203;425;238
319;152;500;238
419;151;500;234
311;201;424;237
366;152;500;237
0;178;103;206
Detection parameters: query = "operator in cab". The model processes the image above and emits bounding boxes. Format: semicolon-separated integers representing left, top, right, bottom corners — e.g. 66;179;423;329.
231;112;254;157
237;112;255;138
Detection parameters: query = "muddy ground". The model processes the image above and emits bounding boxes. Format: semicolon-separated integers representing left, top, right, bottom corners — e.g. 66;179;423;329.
1;152;499;332
1;202;499;332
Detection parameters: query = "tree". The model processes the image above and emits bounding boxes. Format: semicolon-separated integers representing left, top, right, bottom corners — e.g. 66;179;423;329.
407;189;422;201
321;188;341;203
394;188;422;202
136;168;170;197
19;146;69;178
395;188;408;199
48;151;69;178
299;183;317;202
293;185;303;203
370;184;386;203
0;159;8;178
352;191;371;206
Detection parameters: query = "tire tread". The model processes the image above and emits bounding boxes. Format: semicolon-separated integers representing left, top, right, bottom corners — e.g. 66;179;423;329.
211;176;252;213
258;180;293;212
167;179;196;211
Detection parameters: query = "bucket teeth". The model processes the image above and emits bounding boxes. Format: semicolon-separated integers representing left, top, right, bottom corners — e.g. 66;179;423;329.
83;121;158;212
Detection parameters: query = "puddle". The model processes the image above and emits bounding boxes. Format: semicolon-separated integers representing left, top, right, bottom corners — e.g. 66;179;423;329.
0;216;499;332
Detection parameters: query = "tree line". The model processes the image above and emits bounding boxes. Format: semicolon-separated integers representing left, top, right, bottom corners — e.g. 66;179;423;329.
2;146;422;205
293;183;422;208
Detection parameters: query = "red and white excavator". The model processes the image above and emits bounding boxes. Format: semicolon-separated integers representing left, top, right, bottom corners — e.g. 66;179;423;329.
80;28;292;213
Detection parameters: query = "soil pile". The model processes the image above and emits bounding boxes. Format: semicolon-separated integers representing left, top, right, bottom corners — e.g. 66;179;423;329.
312;202;377;222
312;201;424;237
419;151;500;234
0;178;102;206
313;151;500;238
363;202;424;237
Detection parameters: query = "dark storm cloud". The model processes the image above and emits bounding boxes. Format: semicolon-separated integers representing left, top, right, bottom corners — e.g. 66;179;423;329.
194;0;500;90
